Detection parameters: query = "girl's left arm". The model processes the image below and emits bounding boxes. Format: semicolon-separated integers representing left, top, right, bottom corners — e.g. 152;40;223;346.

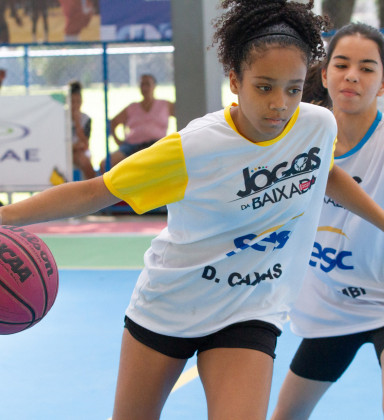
326;165;384;231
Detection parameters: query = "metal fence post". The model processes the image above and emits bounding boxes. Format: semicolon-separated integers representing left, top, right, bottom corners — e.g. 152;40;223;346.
23;45;30;95
102;42;111;172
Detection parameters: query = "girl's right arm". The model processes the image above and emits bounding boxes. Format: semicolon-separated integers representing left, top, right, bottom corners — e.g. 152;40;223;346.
0;177;120;227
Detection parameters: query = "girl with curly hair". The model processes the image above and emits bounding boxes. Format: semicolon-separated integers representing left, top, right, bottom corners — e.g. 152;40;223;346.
1;2;384;419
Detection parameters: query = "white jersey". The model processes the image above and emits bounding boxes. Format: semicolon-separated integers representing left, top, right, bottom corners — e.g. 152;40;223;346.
290;111;384;338
71;112;91;144
104;103;336;337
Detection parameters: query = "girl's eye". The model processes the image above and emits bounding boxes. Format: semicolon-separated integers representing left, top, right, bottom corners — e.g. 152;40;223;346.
258;86;272;92
335;64;347;69
362;67;374;72
289;88;302;95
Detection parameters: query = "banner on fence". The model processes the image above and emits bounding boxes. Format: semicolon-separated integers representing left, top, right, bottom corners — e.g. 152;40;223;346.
100;0;171;41
0;95;72;192
1;0;171;44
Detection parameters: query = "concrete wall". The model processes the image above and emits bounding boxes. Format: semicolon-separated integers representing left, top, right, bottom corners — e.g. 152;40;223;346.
170;0;222;130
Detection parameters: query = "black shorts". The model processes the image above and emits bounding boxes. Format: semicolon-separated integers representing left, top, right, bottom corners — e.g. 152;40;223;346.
125;316;281;360
290;326;384;382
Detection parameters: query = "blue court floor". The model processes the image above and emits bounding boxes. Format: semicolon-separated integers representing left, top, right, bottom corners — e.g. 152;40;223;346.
1;268;382;419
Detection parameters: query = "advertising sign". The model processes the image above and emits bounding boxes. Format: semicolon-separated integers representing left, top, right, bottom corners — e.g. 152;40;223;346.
0;95;71;192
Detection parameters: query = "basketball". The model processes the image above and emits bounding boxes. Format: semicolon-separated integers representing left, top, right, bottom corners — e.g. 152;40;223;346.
0;225;59;335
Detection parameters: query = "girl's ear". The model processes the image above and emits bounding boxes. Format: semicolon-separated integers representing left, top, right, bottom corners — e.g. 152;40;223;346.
229;70;239;94
377;78;384;98
321;67;328;89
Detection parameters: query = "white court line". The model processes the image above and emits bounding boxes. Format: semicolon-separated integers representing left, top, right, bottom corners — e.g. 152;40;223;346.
171;364;199;392
106;364;199;420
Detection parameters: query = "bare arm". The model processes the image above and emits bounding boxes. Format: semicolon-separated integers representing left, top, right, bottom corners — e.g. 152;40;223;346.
110;108;128;146
0;177;120;227
326;165;384;231
168;101;175;117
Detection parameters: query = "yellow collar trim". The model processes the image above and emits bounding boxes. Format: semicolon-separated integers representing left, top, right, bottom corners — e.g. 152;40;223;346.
224;102;300;146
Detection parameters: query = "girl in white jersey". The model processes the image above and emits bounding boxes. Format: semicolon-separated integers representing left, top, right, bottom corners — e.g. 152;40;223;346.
271;23;384;420
1;4;384;420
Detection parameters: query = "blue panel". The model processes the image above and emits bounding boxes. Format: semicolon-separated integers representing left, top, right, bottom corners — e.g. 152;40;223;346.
100;0;172;41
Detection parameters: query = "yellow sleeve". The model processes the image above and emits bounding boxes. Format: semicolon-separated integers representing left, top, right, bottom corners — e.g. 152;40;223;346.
329;136;337;171
103;133;188;214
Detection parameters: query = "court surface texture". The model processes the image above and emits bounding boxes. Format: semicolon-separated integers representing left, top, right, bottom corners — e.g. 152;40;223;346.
1;215;381;420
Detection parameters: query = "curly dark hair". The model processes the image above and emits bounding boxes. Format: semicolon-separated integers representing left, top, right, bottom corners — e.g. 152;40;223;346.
302;61;332;109
212;0;330;77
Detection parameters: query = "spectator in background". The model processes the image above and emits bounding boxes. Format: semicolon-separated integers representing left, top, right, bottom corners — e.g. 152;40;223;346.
0;69;6;90
70;81;95;179
99;74;175;173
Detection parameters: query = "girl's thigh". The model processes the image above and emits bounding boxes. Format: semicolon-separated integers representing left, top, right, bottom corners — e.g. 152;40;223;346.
112;328;188;420
197;347;274;420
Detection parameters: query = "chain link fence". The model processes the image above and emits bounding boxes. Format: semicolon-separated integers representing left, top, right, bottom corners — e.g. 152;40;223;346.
0;41;235;210
0;41;176;179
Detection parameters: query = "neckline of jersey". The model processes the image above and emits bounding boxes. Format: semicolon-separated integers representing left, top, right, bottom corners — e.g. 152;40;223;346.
224;102;300;147
335;110;382;160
